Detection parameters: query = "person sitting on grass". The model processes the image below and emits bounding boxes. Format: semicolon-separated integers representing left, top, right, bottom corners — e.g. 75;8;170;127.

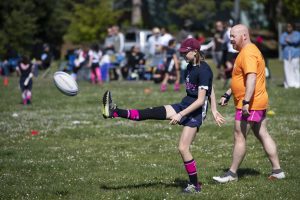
160;39;181;92
102;38;225;193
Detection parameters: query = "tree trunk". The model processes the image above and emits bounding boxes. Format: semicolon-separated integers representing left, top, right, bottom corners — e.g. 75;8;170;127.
132;0;142;26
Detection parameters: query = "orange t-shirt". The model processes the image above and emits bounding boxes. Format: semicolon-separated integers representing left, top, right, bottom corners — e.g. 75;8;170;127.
231;43;268;110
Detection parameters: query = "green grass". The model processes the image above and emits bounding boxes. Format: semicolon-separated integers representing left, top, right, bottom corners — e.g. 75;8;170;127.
0;59;299;199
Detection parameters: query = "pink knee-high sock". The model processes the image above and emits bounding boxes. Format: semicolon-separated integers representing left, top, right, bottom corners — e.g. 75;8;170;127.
26;90;31;100
90;70;96;83
184;159;199;187
112;109;140;120
96;67;102;82
129;110;140;120
185;159;197;175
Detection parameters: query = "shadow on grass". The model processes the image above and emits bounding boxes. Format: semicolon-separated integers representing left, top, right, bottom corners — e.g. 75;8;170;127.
100;178;187;190
222;168;260;178
276;83;284;88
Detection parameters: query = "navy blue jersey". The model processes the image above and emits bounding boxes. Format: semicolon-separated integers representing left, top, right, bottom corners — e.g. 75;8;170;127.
171;61;213;128
19;63;33;79
18;62;33;91
185;61;213;98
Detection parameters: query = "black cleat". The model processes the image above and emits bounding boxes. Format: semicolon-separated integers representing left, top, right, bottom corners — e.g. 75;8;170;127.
102;90;116;118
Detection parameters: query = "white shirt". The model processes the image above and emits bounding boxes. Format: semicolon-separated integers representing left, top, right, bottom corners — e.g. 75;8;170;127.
159;33;173;47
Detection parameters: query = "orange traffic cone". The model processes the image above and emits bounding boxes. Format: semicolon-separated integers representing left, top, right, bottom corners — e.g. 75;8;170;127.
3;77;8;86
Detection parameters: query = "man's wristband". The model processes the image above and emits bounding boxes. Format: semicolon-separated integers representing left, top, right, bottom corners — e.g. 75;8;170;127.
242;100;250;106
221;93;231;101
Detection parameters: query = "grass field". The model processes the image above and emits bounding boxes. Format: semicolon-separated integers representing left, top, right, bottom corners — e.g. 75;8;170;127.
0;59;299;199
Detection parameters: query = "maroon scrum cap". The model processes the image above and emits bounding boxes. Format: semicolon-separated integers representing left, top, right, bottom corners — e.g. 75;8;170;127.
179;38;201;53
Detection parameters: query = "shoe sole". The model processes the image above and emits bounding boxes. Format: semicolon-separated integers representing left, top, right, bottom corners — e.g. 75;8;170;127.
102;91;111;118
268;176;278;180
268;175;285;180
213;177;238;183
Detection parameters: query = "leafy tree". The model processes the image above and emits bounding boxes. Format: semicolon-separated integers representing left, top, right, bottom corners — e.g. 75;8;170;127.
283;0;300;18
168;0;216;22
64;0;122;44
0;0;37;56
257;0;300;30
0;0;71;57
33;0;71;46
166;0;252;31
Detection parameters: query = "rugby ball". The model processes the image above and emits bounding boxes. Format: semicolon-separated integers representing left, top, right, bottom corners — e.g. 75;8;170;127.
53;71;78;96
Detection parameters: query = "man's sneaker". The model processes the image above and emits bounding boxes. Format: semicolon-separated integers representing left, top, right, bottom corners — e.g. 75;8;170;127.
268;172;285;180
102;90;116;118
183;183;201;193
213;171;238;183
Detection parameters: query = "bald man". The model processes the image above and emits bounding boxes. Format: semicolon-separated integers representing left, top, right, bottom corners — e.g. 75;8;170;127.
213;24;285;183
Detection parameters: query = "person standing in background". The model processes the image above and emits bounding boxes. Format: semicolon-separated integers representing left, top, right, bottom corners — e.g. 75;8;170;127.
111;25;125;80
88;44;102;85
112;25;125;67
279;23;300;89
147;27;162;69
222;20;238;88
211;21;225;80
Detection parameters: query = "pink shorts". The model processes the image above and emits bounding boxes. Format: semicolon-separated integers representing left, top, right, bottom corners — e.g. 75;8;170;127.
235;109;266;122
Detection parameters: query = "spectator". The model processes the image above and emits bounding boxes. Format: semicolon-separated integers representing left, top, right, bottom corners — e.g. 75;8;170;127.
40;44;52;70
111;25;125;80
32;43;52;77
1;45;19;86
104;27;115;53
279;23;300;89
102;27;116;82
99;51;112;82
160;39;180;92
72;46;89;80
176;19;193;43
212;21;225;80
88;44;102;84
222;20;238;88
65;49;77;72
147;27;162;68
123;45;145;80
159;27;173;48
196;32;206;45
112;25;125;55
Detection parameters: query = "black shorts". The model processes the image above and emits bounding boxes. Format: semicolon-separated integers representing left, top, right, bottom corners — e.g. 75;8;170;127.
226;52;238;65
171;96;207;128
225;52;238;79
20;78;32;92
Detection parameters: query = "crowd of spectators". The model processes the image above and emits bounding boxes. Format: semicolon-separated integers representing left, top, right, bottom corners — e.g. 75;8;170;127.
1;22;299;91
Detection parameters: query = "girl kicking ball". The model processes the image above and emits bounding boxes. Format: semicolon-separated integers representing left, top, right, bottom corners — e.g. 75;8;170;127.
102;38;225;193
